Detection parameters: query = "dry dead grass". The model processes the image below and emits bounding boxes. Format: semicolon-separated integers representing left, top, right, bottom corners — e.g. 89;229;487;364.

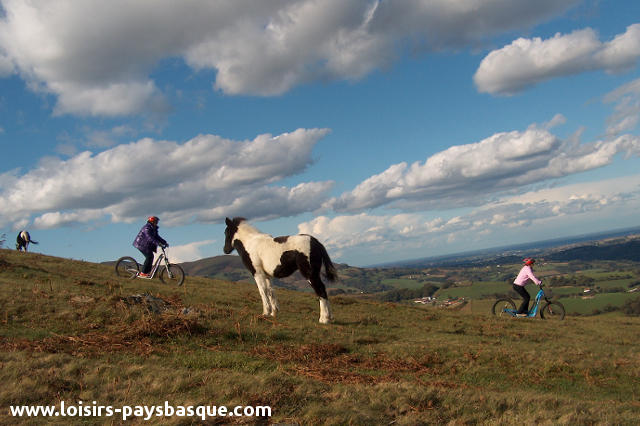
251;342;471;388
0;313;206;357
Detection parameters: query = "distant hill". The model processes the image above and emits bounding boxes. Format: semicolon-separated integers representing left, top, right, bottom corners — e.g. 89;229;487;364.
385;228;640;268
546;239;640;262
180;254;248;281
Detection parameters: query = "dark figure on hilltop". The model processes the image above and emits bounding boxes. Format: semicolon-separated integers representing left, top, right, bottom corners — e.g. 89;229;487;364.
16;231;38;252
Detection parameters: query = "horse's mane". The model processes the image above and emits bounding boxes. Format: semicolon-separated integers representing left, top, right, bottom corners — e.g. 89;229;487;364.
234;218;264;237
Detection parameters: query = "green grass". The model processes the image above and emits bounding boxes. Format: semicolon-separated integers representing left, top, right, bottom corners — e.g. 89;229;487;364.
559;292;639;315
436;281;506;299
594;278;636;290
380;278;426;290
0;249;639;424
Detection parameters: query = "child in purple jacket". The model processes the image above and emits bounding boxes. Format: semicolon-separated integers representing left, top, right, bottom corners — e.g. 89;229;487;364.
133;216;168;277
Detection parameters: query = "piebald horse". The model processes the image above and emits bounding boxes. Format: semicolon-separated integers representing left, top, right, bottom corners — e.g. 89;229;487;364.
223;217;337;324
16;231;38;252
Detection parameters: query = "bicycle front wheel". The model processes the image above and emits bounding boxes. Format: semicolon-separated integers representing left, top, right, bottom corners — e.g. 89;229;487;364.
492;298;516;318
115;256;140;279
540;301;565;321
160;264;185;286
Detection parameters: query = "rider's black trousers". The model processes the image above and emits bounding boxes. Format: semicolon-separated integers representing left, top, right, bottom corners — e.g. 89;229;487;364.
512;284;531;314
139;249;154;274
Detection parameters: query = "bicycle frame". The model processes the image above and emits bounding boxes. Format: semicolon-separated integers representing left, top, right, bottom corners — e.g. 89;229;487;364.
503;286;546;318
146;247;173;279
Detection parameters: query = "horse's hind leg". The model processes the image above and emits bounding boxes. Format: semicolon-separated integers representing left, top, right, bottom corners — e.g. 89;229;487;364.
309;275;332;324
296;254;331;323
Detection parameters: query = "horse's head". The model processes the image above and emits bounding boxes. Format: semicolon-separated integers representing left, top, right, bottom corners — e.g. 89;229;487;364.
223;217;245;254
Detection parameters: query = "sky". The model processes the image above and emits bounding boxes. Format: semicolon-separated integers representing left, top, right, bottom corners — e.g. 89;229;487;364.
1;0;639;267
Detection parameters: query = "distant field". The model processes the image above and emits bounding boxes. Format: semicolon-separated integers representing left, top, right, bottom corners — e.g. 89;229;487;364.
559;292;639;315
551;287;585;296
380;278;425;290
580;270;637;280
436;281;506;299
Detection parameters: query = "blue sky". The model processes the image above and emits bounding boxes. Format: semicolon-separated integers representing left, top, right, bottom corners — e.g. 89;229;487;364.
1;0;639;266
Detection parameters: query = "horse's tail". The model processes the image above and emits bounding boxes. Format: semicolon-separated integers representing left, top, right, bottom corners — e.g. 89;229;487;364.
317;239;338;282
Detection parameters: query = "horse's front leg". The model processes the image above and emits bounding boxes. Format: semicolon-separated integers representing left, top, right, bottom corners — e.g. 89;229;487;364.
264;277;279;317
253;274;271;316
319;297;332;324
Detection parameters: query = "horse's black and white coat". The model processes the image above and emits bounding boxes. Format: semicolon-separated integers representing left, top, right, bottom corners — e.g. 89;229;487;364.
223;217;337;324
16;231;38;252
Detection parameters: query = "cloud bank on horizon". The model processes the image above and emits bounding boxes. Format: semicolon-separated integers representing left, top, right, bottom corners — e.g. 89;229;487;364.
300;175;640;261
1;0;639;264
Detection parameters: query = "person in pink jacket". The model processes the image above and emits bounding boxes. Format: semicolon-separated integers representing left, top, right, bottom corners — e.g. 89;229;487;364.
513;258;542;316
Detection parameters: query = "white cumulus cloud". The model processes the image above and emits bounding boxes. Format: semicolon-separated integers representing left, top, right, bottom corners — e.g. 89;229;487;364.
0;128;333;229
0;0;577;116
475;24;640;95
604;77;640;137
166;240;215;264
0;52;13;76
327;123;640;213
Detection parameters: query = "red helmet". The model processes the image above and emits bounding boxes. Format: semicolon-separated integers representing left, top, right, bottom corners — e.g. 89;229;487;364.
523;258;535;265
147;216;159;224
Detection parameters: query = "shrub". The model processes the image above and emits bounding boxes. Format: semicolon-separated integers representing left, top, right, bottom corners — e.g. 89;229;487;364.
621;296;640;316
378;283;439;302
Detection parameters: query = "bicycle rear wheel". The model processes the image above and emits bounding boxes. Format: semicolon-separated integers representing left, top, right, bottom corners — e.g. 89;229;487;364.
540;301;565;321
115;256;139;279
492;298;516;318
160;264;185;286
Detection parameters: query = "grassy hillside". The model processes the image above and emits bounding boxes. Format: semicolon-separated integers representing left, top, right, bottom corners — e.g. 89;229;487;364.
1;249;639;424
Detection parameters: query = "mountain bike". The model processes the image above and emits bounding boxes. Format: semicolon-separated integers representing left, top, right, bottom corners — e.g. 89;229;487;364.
492;283;565;320
115;246;185;286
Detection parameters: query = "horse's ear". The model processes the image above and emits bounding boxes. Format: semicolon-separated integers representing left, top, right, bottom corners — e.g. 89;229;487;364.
225;217;232;226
